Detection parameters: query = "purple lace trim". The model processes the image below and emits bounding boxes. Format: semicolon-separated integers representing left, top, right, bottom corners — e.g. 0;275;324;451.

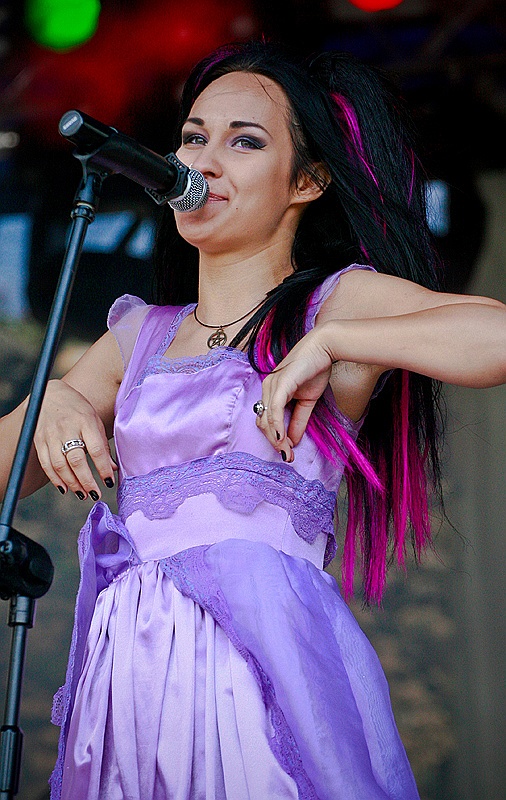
137;346;249;385
161;546;320;800
117;452;336;561
158;302;195;353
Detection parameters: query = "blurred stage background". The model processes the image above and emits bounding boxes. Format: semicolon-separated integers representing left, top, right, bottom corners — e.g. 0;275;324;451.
0;1;505;798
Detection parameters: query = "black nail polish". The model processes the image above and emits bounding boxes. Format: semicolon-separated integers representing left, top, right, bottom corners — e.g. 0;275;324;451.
281;450;287;462
90;490;99;501
276;431;281;441
104;477;114;488
57;485;66;495
75;491;85;500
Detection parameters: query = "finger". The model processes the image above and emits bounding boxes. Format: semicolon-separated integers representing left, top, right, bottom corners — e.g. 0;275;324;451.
80;421;116;488
63;446;101;499
35;441;70;495
256;379;293;461
46;441;94;499
254;381;278;446
266;404;291;457
287;400;316;446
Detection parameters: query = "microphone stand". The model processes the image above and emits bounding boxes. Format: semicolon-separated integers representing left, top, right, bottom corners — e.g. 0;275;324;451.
0;154;110;799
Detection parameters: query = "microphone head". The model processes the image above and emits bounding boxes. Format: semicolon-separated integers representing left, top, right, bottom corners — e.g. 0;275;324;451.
168;169;209;213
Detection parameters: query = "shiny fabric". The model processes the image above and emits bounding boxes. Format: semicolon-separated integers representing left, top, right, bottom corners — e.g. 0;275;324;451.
50;264;420;800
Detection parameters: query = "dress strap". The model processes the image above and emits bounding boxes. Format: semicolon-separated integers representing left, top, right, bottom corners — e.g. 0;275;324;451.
115;303;182;412
305;263;375;334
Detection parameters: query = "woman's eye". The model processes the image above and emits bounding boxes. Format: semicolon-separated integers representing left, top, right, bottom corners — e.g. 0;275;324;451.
182;133;206;146
181;133;265;149
233;136;265;150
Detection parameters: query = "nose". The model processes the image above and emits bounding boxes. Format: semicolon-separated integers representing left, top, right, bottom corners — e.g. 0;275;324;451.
186;145;223;179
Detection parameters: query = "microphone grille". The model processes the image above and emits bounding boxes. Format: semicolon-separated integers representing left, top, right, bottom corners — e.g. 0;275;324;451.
168;170;209;213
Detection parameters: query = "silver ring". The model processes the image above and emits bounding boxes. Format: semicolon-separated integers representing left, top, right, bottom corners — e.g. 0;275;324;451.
61;439;87;455
253;401;267;417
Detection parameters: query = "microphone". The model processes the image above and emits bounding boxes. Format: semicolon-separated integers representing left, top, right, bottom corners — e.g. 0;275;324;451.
58;109;209;212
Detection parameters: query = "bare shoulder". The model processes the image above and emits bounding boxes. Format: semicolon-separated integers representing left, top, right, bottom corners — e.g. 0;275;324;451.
312;272;395;419
316;268;505;323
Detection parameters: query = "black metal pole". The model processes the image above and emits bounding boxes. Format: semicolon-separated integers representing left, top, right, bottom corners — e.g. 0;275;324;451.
0;598;34;799
0;170;103;529
0;165;106;799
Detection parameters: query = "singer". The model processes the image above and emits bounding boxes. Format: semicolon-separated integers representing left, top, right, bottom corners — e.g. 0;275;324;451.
1;41;505;800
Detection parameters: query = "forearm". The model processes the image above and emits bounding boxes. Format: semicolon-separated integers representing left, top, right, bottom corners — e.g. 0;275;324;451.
319;302;506;388
1;333;122;503
0;400;49;500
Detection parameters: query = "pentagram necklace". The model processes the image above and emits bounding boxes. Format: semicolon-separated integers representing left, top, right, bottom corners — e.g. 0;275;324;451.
193;298;264;349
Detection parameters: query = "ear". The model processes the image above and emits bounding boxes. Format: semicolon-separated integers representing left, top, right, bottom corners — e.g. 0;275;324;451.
292;163;331;205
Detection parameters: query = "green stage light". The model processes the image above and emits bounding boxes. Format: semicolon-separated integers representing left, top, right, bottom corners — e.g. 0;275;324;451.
25;0;101;51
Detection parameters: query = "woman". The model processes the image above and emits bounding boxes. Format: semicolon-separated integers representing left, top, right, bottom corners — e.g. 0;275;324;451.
1;42;505;800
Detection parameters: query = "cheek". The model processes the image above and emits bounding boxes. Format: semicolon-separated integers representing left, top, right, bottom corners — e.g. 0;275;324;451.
242;161;293;206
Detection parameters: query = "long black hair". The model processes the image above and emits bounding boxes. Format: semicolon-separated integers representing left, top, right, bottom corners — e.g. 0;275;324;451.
154;41;444;603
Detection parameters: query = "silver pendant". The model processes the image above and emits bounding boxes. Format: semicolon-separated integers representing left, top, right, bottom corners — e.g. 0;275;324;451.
207;328;227;349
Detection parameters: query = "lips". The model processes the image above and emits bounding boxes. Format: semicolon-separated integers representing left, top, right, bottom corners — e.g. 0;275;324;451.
207;192;227;202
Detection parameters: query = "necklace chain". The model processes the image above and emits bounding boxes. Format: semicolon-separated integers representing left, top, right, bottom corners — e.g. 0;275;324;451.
193;299;264;330
193;298;264;349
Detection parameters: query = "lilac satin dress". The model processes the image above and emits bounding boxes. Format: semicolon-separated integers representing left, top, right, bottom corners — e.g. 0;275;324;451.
49;264;420;800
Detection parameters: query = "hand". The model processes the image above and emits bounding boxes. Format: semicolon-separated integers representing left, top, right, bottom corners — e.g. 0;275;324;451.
33;379;117;500
255;328;334;461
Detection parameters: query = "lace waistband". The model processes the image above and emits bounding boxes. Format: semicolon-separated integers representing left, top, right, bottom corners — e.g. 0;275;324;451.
117;452;337;564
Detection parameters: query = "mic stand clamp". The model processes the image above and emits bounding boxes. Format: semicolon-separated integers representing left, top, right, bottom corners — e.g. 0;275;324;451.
144;153;188;205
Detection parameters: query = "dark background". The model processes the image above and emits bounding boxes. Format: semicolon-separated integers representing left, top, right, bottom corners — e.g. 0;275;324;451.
1;0;505;333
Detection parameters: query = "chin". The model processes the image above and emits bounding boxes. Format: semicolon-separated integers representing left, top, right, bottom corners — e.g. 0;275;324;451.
176;214;236;252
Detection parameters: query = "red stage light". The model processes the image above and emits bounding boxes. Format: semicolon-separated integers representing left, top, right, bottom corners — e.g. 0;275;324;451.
132;0;240;71
17;0;257;144
347;0;405;10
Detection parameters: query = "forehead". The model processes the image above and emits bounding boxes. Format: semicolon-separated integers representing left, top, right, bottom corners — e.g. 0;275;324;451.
189;71;291;129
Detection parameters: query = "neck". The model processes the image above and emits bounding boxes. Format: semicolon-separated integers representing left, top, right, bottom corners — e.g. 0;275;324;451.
196;243;294;322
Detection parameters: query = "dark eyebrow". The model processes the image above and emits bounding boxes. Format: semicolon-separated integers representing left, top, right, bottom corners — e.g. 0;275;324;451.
183;117;205;126
229;120;270;136
183;117;270;136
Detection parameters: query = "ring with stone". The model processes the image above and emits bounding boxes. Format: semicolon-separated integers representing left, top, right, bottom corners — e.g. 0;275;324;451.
61;439;87;455
253;400;267;417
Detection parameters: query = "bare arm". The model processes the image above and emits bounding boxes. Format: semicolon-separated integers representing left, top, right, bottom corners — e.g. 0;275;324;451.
255;271;506;457
317;269;505;322
318;302;506;387
0;330;123;501
316;270;506;386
